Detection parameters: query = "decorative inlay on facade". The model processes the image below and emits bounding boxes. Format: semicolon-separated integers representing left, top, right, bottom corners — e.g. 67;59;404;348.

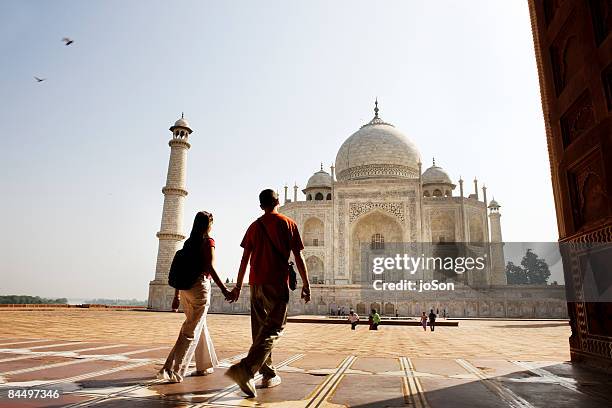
337;164;419;181
337;190;415;279
349;201;405;223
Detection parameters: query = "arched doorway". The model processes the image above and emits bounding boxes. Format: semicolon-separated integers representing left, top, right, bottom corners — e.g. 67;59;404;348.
350;211;403;283
303;217;324;247
305;255;324;284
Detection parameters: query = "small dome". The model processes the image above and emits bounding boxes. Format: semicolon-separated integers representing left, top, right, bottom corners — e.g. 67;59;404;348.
422;161;452;185
488;199;500;209
305;168;332;189
169;113;192;133
174;117;190;128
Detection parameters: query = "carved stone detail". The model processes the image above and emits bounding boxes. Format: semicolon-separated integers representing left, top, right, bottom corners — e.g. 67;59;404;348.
590;0;612;44
337;164;419;181
349;201;405;223
337;189;416;278
560;91;596;148
550;12;583;95
568;149;610;230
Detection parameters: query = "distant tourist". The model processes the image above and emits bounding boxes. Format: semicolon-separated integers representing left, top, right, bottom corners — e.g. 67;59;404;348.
369;308;381;330
348;309;360;330
428;309;437;332
420;312;427;331
157;211;230;383
225;189;311;398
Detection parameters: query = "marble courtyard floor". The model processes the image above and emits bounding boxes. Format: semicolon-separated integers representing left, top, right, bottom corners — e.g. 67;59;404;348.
0;309;611;407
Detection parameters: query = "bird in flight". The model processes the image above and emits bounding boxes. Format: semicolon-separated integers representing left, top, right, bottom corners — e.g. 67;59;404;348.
62;37;74;46
34;76;46;82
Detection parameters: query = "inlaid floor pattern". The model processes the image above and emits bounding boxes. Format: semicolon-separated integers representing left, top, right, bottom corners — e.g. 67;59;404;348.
1;337;612;408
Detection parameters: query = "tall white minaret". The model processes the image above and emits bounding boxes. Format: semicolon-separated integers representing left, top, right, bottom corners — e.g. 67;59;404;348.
488;198;507;285
148;114;193;310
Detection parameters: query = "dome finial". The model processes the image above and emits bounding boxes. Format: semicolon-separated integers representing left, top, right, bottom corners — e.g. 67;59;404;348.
181;112;184;119
320;162;323;171
374;98;379;118
432;157;436;166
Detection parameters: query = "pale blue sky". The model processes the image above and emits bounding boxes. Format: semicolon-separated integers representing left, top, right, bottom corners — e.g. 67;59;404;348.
0;1;559;299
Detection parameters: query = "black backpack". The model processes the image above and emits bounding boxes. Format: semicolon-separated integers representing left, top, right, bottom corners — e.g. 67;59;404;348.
168;239;203;290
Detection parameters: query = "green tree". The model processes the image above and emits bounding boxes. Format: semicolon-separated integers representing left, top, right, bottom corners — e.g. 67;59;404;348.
505;249;551;285
505;261;528;284
521;249;551;284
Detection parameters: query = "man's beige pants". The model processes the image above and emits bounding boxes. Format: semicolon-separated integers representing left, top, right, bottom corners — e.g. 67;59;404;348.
240;284;289;379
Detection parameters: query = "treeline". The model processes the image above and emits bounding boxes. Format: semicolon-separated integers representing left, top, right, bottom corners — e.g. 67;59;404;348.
0;295;68;304
83;298;146;306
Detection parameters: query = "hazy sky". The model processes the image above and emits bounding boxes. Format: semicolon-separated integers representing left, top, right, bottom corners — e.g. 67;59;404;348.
0;1;560;300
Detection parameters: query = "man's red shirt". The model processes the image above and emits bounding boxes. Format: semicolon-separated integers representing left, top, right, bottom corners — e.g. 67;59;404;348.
241;212;304;285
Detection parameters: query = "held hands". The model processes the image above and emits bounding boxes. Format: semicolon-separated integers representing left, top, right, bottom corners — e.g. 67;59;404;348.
171;294;180;312
301;284;311;303
226;286;241;303
220;286;230;300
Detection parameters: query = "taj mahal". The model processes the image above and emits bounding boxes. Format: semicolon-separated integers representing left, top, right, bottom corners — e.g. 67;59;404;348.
148;102;567;319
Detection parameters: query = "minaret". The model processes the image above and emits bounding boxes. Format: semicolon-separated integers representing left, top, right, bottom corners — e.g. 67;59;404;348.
488;198;507;285
459;177;467;241
148;114;193;310
293;183;298;202
284;184;289;204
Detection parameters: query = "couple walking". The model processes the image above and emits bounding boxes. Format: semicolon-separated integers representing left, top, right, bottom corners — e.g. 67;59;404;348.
157;189;310;398
420;309;437;331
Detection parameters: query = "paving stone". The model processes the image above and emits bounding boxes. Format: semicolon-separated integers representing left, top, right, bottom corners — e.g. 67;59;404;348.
0;309;608;407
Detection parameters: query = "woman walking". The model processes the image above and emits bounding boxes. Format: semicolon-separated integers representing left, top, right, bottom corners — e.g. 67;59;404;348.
420;312;427;331
157;211;230;383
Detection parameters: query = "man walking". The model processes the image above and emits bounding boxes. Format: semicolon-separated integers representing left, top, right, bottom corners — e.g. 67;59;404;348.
428;309;437;332
225;189;310;398
347;309;359;330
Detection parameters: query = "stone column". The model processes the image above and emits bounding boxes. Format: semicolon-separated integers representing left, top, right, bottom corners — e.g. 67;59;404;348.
148;115;193;310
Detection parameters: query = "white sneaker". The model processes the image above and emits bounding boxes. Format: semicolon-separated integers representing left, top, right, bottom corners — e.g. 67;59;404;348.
192;368;214;376
261;375;282;388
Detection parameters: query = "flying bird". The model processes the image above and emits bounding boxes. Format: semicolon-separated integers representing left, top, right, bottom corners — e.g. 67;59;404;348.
62;37;74;46
34;76;46;82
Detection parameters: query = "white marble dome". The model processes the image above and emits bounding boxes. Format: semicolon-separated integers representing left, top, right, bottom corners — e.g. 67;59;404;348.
335;107;421;181
306;168;333;189
422;163;452;185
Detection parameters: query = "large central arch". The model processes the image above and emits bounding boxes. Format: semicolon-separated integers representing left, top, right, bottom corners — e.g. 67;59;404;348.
349;211;403;283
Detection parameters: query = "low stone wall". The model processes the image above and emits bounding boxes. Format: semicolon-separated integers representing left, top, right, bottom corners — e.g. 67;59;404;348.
209;284;568;319
0;304;147;310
